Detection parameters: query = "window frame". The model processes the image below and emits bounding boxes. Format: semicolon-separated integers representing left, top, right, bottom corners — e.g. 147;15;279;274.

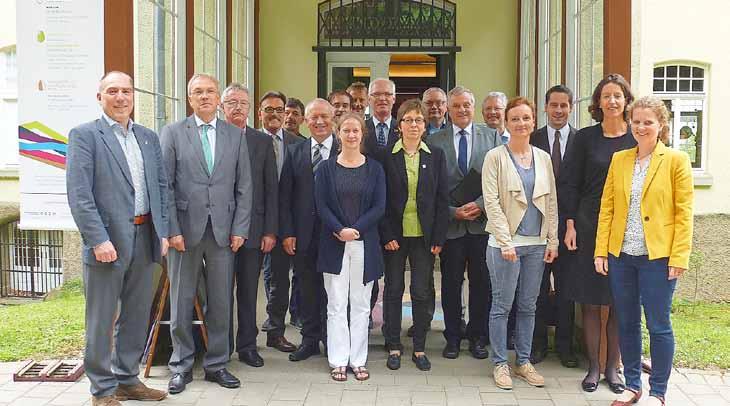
565;0;603;128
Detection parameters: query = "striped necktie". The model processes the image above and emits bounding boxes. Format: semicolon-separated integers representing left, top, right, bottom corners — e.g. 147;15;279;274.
312;143;323;173
376;122;387;146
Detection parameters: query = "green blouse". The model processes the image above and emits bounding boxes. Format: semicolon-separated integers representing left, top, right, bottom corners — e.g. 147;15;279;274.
392;140;431;237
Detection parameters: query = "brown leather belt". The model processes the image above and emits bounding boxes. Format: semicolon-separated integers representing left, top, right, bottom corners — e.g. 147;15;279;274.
134;213;151;225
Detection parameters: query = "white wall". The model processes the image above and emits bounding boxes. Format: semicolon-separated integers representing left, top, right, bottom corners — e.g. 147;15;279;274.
632;0;730;214
0;0;18;177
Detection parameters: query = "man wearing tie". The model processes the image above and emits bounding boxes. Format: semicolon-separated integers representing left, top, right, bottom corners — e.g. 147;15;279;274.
280;99;338;361
67;71;168;406
423;87;449;136
429;86;500;360
364;78;400;158
259;90;301;354
161;73;252;394
482;92;510;144
529;85;579;368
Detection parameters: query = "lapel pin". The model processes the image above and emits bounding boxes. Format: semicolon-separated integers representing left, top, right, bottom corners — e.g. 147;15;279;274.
422;164;426;168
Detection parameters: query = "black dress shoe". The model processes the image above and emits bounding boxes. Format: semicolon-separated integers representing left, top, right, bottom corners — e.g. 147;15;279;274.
386;353;401;370
530;347;548;365
604;378;626;394
558;352;578;368
442;341;460;359
581;375;598;392
204;368;240;389
168;370;193;394
468;339;489;359
238;350;264;367
412;354;431;371
266;336;297;352
288;343;320;361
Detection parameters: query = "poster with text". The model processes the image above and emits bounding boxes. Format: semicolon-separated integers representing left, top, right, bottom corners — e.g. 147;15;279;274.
17;0;104;230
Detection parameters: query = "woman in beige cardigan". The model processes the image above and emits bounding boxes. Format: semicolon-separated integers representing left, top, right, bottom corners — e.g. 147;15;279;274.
482;97;558;390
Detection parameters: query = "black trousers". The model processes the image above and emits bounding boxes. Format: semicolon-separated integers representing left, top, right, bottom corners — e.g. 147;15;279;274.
293;243;327;346
266;243;293;339
233;246;263;353
440;233;491;344
383;237;435;352
533;254;575;354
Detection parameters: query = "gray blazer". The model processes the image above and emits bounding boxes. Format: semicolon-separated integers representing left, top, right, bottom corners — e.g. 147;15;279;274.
242;126;278;248
66;118;169;270
160;115;252;248
427;123;500;239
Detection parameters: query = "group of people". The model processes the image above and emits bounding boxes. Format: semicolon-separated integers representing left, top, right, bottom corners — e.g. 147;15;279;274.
66;70;693;406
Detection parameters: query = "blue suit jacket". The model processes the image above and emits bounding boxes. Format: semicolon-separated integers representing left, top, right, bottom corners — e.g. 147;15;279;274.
66;118;169;270
314;157;386;284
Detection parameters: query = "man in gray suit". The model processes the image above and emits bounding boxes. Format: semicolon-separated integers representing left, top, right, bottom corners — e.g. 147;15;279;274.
428;86;500;361
67;71;168;406
161;73;252;394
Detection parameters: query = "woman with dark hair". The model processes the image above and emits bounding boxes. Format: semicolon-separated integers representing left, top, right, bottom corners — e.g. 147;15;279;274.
596;96;693;406
380;99;449;371
314;112;386;382
560;73;637;393
482;97;558;390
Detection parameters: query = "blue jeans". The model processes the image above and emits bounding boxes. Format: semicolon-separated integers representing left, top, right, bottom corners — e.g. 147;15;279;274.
486;244;546;366
608;253;676;398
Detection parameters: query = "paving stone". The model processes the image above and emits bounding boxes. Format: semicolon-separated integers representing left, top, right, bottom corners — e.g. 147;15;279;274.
340;389;376;405
0;392;24;403
687;394;730;406
513;387;550;400
411;390;446;404
480;391;518;405
706;375;726;386
270;384;309;402
47;392;91;405
514;400;555;406
677;382;719;395
687;373;708;384
546;393;588;406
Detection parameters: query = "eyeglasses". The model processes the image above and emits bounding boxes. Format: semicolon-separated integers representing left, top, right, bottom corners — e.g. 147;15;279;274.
223;100;250;108
401;117;425;125
370;92;394;99
424;100;445;107
262;106;285;114
190;89;219;97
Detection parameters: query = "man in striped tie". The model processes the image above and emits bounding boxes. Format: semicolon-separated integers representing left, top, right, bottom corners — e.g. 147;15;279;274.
161;73;252;394
279;98;339;362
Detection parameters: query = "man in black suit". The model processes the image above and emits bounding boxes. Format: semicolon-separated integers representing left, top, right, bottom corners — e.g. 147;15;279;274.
284;98;308;141
529;84;579;368
364;78;400;158
220;83;278;368
280;98;338;361
258;91;302;354
327;90;352;120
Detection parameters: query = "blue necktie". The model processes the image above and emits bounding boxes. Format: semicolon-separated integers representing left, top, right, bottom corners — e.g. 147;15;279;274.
501;134;509;145
376;122;387;146
458;129;468;175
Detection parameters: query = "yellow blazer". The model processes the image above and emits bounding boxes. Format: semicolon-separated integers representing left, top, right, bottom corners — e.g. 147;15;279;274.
595;141;694;269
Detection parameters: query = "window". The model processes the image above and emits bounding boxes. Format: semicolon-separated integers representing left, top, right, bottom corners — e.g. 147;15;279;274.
231;0;252;87
194;0;225;80
0;46;17;90
133;0;185;132
566;0;603;128
653;64;707;170
536;0;564;127
519;0;537;103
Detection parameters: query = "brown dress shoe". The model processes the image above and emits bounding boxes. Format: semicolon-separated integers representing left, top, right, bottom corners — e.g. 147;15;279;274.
92;395;121;406
266;336;297;352
114;382;168;401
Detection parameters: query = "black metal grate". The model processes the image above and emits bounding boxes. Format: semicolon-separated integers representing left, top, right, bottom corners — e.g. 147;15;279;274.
316;0;457;49
0;221;63;297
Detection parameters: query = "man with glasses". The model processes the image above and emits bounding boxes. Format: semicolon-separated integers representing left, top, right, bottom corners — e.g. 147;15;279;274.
423;87;449;135
258;91;301;354
162;73;252;394
327;90;353;120
220;84;278;368
482;91;510;144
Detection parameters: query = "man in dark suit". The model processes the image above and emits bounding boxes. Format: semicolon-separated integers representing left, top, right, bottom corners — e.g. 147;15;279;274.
346;81;368;117
327;90;352;120
284;98;308;141
423;87;449;136
258;91;301;353
220;83;279;368
428;86;501;360
529;84;579;368
161;74;252;394
67;71;168;406
364;78;400;158
279;98;338;361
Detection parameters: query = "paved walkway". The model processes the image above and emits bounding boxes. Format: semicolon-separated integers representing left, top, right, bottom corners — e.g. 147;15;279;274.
2;327;729;406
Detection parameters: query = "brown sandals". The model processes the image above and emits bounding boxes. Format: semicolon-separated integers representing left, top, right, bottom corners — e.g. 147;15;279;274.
352;366;370;381
330;367;347;382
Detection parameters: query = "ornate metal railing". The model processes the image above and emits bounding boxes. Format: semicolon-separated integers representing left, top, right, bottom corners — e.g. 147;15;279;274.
316;0;457;49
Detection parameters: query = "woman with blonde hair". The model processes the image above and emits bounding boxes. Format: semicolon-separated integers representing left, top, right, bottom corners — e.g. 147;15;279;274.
595;95;693;406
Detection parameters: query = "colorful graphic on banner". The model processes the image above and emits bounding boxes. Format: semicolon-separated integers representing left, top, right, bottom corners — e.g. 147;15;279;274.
17;0;104;230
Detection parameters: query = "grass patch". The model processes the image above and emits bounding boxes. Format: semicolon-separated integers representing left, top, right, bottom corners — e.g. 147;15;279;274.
642;300;730;370
0;278;85;362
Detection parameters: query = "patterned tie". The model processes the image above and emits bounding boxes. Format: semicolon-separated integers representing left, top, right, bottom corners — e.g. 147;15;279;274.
312;143;323;173
458;129;468;175
552;130;561;179
272;134;282;173
200;124;214;173
376;122;387;146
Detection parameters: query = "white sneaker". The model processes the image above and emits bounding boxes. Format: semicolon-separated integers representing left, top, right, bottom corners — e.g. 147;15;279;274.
493;364;512;390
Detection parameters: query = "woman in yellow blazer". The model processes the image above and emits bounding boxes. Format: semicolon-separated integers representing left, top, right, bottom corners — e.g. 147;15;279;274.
594;96;693;406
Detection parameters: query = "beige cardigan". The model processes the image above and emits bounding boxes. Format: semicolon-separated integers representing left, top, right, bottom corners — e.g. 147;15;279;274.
481;145;558;250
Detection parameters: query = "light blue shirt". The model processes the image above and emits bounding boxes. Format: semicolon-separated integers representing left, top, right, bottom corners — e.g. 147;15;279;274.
452;123;473;166
102;112;149;216
194;114;217;162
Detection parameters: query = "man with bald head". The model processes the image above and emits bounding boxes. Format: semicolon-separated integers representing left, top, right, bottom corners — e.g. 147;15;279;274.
67;71;169;406
161;73;252;394
279;98;339;361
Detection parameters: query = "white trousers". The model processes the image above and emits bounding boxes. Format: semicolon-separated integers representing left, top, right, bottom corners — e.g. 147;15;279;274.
323;240;373;368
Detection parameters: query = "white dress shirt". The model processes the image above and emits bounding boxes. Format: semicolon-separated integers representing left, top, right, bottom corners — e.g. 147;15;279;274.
311;135;334;161
263;127;285;174
452;123;474;166
102;112;149;216
547;123;570;159
194;114;217;162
